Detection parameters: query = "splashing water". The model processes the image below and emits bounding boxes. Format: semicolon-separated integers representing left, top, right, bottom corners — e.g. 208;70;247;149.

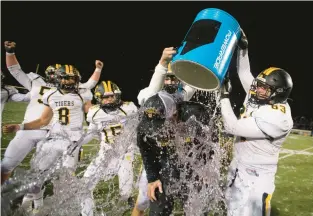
35;113;142;216
2;90;234;216
173;117;227;216
143;90;231;215
1;124;92;215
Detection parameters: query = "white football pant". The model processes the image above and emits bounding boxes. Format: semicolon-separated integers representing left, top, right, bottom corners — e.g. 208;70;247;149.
225;160;275;216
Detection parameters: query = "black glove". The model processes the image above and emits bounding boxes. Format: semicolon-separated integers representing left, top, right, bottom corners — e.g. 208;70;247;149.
221;77;232;99
238;29;248;50
4;41;16;54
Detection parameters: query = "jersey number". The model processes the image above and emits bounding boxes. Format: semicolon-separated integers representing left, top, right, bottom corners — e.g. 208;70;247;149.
271;105;286;113
38;86;51;104
103;124;122;143
58;107;70;125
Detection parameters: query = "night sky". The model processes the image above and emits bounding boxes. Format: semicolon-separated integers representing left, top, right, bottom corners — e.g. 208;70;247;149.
1;1;313;119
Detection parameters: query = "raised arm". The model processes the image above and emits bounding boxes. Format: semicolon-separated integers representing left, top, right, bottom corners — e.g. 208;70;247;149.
79;60;103;89
4;41;32;91
137;47;177;106
237;48;254;94
236;30;254;94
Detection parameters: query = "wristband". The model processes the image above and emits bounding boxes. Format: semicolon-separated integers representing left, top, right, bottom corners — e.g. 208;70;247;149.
18;124;25;130
6;52;15;56
95;68;102;73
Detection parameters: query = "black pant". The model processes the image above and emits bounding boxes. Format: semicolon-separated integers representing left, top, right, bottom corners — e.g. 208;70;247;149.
149;152;180;216
149;144;213;216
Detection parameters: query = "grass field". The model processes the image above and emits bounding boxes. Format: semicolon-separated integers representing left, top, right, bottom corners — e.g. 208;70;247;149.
1;102;313;216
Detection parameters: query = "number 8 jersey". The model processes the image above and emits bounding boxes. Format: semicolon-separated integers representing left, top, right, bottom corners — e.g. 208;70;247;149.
42;88;93;130
7;65;95;129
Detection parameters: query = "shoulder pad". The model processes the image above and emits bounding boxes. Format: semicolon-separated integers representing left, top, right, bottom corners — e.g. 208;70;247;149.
123;101;132;105
27;72;44;81
254;104;293;138
91;104;100;109
78;88;88;94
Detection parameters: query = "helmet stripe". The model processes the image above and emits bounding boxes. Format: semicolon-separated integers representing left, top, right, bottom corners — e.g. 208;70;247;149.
65;65;69;74
107;80;112;92
263;67;280;76
102;81;109;93
69;65;73;74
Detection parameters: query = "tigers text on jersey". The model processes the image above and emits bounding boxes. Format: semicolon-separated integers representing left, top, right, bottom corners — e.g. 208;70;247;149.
86;102;138;144
43;88;92;131
22;74;92;125
7;64;93;126
1;85;18;112
223;96;293;175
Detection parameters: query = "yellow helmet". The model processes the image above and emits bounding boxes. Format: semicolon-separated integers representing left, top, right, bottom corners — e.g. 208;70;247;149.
94;80;122;109
45;63;61;85
55;64;81;91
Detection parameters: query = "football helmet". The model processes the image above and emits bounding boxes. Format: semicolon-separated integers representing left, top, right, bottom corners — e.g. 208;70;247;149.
94;81;122;110
55;65;81;92
249;67;293;105
45;64;61;85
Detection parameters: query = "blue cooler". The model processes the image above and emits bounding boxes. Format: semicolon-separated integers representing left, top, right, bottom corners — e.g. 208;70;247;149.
171;8;241;91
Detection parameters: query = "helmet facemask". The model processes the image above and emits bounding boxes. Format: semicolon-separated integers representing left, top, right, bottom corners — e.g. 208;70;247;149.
58;75;80;92
56;65;81;92
45;64;61;87
249;78;274;105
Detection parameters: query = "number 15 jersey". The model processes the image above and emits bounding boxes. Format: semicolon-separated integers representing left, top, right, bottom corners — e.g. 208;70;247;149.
86;102;138;144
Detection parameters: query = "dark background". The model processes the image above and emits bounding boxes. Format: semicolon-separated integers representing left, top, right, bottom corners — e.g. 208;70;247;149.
2;1;313;119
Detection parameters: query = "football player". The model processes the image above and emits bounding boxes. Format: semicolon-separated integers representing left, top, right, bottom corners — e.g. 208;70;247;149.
137;47;196;106
132;47;197;216
220;30;293;216
1;70;30;116
1;41;103;185
3;65;93;213
136;98;213;216
79;81;138;216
